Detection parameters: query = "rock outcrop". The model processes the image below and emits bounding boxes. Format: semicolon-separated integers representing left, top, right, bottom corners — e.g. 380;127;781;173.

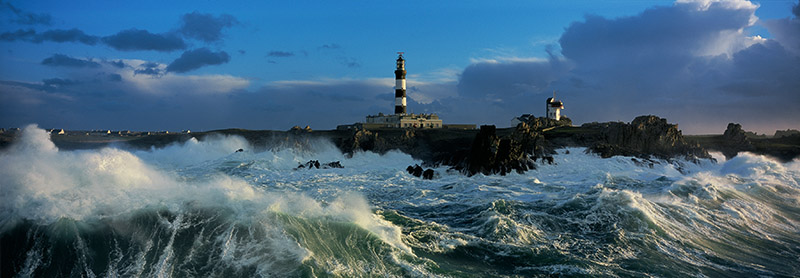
406;164;435;179
719;123;755;159
451;125;537;176
295;160;344;170
774;129;800;138
583;115;710;160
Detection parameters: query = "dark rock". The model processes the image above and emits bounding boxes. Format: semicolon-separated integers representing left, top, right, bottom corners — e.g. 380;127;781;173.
720;123;754;159
774;129;800;138
582;115;710;160
413;165;423;177
295;160;342;170
452;125;538;176
422;169;435;180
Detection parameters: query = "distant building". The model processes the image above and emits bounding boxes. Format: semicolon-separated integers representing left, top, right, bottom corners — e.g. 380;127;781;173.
337;53;472;130
546;91;564;120
89;130;111;136
365;112;443;128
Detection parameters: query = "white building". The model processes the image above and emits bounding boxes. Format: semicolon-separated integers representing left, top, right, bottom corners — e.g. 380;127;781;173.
546;93;564;120
365;112;443;128
337;53;474;130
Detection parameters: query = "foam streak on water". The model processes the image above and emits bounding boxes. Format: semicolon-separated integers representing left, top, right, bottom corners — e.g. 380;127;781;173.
1;124;799;277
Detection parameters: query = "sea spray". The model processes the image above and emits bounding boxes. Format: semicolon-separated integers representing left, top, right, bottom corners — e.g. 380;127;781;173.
1;126;427;277
2;125;799;277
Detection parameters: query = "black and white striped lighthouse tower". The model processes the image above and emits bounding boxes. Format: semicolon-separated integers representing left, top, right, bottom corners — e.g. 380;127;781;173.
394;52;407;115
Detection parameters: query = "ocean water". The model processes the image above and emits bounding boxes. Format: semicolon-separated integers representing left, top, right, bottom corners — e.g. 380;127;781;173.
1;125;799;277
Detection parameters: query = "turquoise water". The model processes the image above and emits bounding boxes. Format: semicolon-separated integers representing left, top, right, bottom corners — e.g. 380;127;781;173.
2;125;799;277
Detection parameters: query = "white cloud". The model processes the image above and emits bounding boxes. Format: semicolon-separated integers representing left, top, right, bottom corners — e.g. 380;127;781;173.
121;59;250;95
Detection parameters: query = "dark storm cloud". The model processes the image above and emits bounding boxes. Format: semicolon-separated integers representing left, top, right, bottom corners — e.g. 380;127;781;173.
1;1;52;26
178;12;237;42
134;67;163;76
794;1;800;18
0;28;35;41
41;54;101;68
267;51;294;57
134;62;163;76
166;48;230;73
458;51;569;99
42;78;78;87
452;1;797;133
107;60;126;68
0;28;99;45
559;4;753;65
763;2;800;56
1;12;237;50
39;29;99;44
102;29;186;52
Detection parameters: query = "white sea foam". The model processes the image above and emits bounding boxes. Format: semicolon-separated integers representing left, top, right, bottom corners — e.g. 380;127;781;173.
3;125;799;277
0;125;417;276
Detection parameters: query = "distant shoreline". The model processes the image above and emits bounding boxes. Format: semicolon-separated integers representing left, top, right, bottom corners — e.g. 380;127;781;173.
2;117;798;174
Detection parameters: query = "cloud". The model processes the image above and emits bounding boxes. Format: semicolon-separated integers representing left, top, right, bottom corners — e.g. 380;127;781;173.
39;29;99;45
443;0;798;134
108;73;122;82
319;43;341;50
0;28;35;41
457;53;569;99
1;57;250;130
795;1;800;17
267;51;294;57
41;54;101;68
2;1;52;26
107;60;126;68
134;62;164;76
1;1;796;134
0;28;99;45
0;12;236;50
338;57;360;68
762;1;800;56
102;29;186;52
166;48;230;73
42;78;78;87
178;11;238;42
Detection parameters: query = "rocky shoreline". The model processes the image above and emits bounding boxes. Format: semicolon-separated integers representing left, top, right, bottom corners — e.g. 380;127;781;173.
2;116;798;176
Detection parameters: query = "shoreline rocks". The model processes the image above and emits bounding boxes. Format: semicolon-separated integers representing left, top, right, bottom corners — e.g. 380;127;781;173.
14;115;797;175
581;115;710;161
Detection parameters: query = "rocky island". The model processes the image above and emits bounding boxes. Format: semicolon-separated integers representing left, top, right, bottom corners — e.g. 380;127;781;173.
4;115;796;177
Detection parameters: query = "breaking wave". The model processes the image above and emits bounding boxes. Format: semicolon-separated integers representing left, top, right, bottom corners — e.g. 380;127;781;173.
2;124;798;277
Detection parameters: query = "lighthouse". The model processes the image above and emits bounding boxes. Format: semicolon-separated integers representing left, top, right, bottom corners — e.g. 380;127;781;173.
395;52;407;114
339;53;475;131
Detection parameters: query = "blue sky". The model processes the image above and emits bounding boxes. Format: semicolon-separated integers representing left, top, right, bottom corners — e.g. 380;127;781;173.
1;0;798;134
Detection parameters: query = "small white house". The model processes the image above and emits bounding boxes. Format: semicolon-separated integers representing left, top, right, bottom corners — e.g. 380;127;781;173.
546;95;564;120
